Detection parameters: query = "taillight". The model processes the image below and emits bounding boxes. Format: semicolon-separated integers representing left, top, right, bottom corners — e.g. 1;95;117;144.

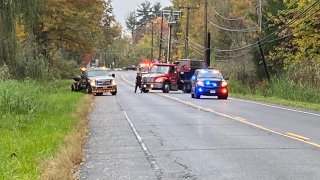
221;88;228;94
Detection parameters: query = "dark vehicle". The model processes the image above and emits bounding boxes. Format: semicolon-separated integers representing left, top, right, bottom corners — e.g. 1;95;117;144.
71;68;90;93
141;59;205;93
190;68;228;99
125;65;137;71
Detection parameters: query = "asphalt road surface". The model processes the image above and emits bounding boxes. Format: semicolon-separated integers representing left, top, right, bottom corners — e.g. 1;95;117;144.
80;71;320;180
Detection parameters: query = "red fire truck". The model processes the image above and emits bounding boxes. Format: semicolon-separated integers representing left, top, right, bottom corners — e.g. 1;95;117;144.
141;59;206;93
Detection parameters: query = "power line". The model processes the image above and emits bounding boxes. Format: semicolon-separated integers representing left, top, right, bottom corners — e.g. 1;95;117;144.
188;43;204;56
214;20;315;59
208;2;246;21
208;19;258;32
185;36;205;49
212;1;319;52
188;40;205;52
258;0;320;43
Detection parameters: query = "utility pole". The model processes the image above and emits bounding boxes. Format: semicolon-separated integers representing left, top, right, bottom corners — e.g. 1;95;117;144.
158;12;164;61
179;4;199;58
151;23;154;60
206;32;211;67
258;0;262;32
204;0;209;66
257;38;270;81
163;9;181;63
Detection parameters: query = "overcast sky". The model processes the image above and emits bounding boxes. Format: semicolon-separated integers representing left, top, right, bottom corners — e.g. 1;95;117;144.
112;0;172;33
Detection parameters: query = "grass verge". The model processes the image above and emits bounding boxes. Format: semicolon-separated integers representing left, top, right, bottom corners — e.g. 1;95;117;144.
0;80;92;179
229;78;320;112
40;95;93;180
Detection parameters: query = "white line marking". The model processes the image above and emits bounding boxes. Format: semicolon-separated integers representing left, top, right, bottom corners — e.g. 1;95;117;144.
123;111;163;179
229;98;320;117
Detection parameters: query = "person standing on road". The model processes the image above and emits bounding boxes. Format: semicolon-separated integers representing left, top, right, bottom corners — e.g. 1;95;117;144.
134;73;142;93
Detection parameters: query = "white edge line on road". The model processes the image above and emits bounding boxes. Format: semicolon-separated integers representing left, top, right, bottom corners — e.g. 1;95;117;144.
122;110;163;179
229;97;320;117
121;73;320;148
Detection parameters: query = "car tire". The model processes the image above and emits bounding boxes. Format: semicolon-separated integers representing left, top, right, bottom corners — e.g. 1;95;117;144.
195;91;201;99
218;94;228;100
191;92;195;98
142;88;149;93
111;91;117;95
95;93;103;96
162;82;170;93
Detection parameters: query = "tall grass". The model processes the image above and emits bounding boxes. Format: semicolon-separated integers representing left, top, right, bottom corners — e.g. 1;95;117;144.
0;80;86;179
229;77;320;111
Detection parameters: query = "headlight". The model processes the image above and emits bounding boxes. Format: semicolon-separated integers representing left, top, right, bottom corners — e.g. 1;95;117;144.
221;81;228;87
111;79;117;85
197;81;204;86
90;79;96;86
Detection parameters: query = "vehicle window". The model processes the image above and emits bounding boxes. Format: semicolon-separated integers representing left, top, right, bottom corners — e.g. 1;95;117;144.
191;61;205;67
197;70;223;79
87;70;109;77
150;66;170;74
176;60;189;67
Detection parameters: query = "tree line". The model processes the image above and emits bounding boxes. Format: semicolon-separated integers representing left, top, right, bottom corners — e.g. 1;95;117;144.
0;0;120;80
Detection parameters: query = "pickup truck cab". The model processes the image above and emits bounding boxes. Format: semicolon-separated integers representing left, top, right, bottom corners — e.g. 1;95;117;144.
85;68;117;96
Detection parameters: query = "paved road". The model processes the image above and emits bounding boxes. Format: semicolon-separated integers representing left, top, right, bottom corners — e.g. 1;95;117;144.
80;71;320;180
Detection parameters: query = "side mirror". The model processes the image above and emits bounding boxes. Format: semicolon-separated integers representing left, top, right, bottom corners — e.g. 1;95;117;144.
112;74;115;78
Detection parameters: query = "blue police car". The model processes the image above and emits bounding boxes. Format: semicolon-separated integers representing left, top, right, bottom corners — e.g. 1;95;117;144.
191;69;228;99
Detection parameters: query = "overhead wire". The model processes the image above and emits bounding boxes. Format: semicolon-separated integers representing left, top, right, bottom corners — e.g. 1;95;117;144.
185;36;205;49
188;43;204;56
212;0;320;53
257;0;320;44
208;19;259;32
208;1;246;21
214;19;315;59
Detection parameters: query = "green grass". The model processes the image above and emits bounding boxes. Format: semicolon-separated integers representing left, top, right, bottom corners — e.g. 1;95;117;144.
229;78;320;112
0;80;85;179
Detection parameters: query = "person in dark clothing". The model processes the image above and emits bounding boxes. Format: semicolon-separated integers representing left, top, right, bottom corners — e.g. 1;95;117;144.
134;73;142;93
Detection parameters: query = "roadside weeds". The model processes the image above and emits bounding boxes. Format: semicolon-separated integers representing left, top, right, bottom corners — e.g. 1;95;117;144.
40;95;93;180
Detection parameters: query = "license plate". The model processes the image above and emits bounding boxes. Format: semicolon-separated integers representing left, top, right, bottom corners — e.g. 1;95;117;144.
210;90;216;93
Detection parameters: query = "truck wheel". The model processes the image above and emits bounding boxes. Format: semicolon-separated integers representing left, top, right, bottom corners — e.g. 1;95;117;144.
142;88;149;93
111;91;117;95
162;82;170;93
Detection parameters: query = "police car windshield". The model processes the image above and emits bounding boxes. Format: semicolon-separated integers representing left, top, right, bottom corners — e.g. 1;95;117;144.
87;70;109;77
197;70;223;79
150;66;169;74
